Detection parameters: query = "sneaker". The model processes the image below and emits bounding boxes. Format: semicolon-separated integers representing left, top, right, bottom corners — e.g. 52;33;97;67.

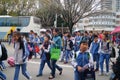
94;69;99;72
36;74;42;77
48;75;55;79
28;76;32;80
98;72;104;76
59;69;63;75
64;62;68;64
104;72;109;76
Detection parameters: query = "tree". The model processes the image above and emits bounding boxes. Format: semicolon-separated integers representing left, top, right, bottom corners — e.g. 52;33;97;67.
0;0;11;15
35;0;61;28
0;0;36;16
55;0;100;33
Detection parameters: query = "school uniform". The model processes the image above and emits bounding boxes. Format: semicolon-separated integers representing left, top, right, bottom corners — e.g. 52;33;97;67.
71;51;94;80
74;36;83;52
37;42;52;76
89;41;100;70
65;39;73;63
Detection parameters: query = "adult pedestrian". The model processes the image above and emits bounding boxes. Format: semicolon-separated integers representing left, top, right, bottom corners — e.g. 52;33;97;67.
49;28;63;79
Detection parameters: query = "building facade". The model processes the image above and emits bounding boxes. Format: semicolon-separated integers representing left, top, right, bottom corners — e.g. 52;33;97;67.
74;0;120;31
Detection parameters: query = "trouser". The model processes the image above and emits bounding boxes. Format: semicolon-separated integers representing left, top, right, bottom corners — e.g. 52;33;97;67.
59;50;65;61
14;63;31;80
38;60;52;75
65;50;72;62
93;54;99;70
99;53;110;73
51;60;62;77
74;69;95;80
0;71;6;80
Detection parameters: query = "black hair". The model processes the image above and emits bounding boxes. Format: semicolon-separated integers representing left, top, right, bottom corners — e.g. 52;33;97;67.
30;30;34;33
80;40;88;45
67;34;71;38
53;28;59;33
45;34;50;40
14;32;25;51
94;35;98;38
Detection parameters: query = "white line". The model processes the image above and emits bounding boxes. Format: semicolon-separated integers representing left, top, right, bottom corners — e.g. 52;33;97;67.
28;61;73;68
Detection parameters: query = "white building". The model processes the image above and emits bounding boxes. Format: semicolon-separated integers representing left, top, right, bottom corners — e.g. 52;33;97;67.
74;0;120;31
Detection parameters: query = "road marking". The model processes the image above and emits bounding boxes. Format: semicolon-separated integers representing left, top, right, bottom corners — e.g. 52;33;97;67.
28;61;73;68
28;61;112;72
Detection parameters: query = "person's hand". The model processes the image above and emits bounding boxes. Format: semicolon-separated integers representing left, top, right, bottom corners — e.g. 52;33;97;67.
77;66;83;72
50;40;55;44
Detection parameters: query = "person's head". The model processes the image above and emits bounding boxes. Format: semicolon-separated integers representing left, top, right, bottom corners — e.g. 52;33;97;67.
11;30;13;33
13;32;24;50
84;31;88;36
89;31;93;36
53;28;59;36
80;40;88;52
13;31;21;42
46;30;51;34
44;35;50;42
77;31;81;36
34;33;37;37
30;30;34;34
101;30;104;34
102;34;107;41
94;35;98;42
67;34;71;39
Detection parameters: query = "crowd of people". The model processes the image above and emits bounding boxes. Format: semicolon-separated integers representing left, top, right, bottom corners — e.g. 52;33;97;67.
0;28;120;80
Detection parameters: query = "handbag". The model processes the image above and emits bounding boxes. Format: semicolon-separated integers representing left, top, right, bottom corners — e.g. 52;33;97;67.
35;46;40;53
50;48;60;60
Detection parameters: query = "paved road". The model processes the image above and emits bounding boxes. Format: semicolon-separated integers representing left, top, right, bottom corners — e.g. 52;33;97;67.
2;43;118;80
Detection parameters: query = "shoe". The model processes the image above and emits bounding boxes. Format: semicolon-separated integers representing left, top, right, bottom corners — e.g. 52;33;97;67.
48;75;55;79
28;76;32;80
104;72;109;76
64;62;68;64
98;72;104;76
36;74;42;77
59;69;63;75
94;69;99;72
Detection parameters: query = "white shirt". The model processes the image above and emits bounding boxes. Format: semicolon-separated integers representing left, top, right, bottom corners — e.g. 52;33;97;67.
0;45;2;58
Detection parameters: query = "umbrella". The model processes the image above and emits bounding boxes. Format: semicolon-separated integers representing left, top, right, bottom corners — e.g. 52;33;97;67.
111;27;120;34
40;29;46;32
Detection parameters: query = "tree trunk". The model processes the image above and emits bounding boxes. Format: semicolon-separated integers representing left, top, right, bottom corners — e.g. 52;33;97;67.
68;22;74;34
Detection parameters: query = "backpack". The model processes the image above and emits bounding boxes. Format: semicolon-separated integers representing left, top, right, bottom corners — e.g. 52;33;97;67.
74;52;90;60
0;44;8;61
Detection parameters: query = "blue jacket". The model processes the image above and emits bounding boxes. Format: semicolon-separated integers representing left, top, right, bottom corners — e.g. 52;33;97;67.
51;35;62;49
76;52;90;67
89;41;100;54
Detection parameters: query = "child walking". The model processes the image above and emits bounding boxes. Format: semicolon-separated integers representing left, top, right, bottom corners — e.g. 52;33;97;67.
13;32;32;80
71;40;95;80
36;35;52;77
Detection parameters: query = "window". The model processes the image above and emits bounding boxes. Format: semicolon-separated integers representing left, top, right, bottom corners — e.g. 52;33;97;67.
34;17;40;24
0;17;30;27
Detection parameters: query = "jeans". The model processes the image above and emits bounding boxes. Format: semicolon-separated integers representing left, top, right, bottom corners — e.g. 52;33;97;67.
92;54;99;70
51;60;62;77
99;53;110;73
74;70;85;80
0;71;6;80
38;60;52;75
60;50;65;61
65;50;72;62
14;63;31;80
